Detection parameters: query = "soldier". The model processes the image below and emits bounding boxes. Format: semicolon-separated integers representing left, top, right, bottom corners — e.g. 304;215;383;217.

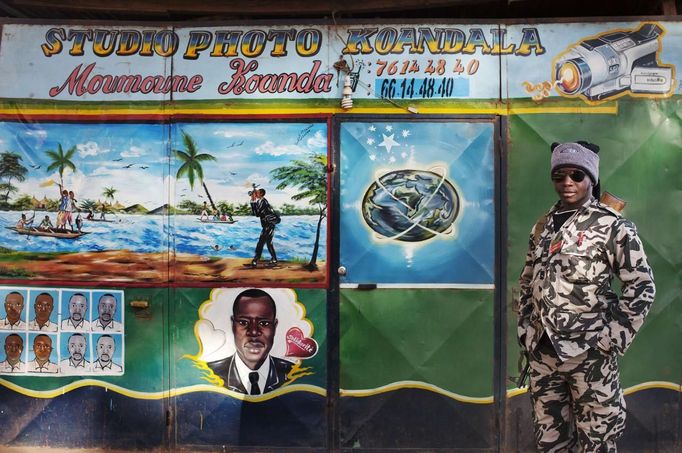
517;141;655;452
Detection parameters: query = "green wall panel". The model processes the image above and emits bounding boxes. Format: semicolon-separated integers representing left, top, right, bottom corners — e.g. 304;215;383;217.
506;98;682;389
340;288;494;397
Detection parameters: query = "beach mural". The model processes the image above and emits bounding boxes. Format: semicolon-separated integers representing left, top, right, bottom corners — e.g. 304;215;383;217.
339;120;495;286
0;121;169;283
0;119;328;286
169;121;328;286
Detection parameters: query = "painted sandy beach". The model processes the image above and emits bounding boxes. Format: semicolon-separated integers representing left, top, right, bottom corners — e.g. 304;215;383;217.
0;249;326;285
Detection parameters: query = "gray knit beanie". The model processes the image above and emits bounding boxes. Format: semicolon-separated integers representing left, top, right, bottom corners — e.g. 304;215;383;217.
550;141;599;184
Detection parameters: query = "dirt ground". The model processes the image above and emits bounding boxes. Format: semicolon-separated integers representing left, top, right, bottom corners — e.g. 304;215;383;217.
0;250;326;286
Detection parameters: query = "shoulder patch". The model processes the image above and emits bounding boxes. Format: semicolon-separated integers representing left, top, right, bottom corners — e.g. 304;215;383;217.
531;214;550;245
595;202;622;218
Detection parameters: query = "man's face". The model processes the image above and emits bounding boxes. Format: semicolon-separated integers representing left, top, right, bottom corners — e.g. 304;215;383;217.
98;296;116;323
231;295;277;370
97;337;115;363
552;167;592;209
4;335;23;361
5;293;24;323
34;294;54;323
69;295;87;321
33;336;52;361
68;335;86;361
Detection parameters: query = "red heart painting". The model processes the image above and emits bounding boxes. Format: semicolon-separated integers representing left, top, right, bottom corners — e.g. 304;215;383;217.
285;327;318;358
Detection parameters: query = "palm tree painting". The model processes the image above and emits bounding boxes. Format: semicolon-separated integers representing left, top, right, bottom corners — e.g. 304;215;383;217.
0;151;28;205
45;144;76;187
102;186;117;214
270;153;328;270
173;130;218;211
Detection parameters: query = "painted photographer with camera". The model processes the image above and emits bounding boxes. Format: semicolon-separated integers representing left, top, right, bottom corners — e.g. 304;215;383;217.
249;187;280;268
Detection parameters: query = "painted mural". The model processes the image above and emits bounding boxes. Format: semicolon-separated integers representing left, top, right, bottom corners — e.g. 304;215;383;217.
0;287;124;376
0;18;678;452
170;121;328;286
186;287;321;397
339;120;495;286
0;120;328;285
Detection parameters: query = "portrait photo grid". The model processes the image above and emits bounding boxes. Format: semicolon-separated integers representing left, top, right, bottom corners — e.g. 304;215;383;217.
0;287;124;376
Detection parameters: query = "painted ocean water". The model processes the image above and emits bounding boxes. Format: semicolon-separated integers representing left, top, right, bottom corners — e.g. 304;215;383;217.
0;212;327;262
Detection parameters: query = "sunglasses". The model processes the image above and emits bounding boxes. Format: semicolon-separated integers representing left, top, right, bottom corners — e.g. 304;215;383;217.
551;169;587;183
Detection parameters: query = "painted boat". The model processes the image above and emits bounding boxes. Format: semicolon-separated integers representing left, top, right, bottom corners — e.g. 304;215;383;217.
6;227;90;239
196;218;238;224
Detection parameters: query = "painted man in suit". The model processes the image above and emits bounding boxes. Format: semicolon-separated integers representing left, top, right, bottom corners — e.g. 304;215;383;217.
207;289;293;394
249;188;279;267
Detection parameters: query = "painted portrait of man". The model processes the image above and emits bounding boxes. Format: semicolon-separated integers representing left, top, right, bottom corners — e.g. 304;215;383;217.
0;291;26;330
206;289;294;395
28;292;58;332
92;293;122;332
59;333;92;374
61;293;91;331
27;334;58;373
0;333;26;373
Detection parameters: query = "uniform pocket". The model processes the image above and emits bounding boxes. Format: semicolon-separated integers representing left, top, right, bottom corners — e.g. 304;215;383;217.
558;252;595;284
552;310;604;334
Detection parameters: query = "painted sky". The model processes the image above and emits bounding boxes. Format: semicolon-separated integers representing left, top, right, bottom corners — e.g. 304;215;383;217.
0;121;327;210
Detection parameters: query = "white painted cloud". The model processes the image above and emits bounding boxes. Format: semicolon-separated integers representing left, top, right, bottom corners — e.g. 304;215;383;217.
212;129;265;139
77;141;110;158
254;140;306;156
25;130;47;139
121;146;146;158
307;130;326;148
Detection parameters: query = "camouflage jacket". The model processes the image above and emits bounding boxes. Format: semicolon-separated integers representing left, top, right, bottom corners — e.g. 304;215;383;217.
517;197;655;361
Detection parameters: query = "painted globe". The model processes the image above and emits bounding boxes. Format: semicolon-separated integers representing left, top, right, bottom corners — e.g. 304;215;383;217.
361;169;460;242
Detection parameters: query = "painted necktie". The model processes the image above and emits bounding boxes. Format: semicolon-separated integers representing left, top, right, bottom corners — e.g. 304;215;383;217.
249;371;260;395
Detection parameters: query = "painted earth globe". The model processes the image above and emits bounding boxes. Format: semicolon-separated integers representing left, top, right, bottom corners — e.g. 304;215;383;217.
361;169;460;242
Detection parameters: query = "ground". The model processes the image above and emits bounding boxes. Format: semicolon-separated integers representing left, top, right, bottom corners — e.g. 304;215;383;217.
0;250;326;285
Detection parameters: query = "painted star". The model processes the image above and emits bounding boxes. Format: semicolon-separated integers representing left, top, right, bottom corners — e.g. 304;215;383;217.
385;125;393;132
369;154;377;161
378;134;400;153
367;138;375;146
401;129;411;138
369;125;376;132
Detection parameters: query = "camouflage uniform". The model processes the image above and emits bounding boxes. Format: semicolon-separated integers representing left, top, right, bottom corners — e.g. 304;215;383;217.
518;197;655;452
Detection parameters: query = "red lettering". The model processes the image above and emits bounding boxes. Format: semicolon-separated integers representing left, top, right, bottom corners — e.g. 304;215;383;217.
218;58;333;96
48;63;202;97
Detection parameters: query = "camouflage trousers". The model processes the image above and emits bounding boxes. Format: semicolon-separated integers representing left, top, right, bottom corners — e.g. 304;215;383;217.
528;335;625;453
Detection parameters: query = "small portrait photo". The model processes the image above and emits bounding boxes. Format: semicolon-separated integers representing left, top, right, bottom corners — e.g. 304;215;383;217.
27;289;59;332
59;332;92;375
92;333;124;374
0;332;27;374
193;288;319;395
0;288;28;331
27;332;58;374
60;290;91;331
91;291;123;332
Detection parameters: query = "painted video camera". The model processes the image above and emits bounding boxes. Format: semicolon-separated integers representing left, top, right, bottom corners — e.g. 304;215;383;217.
247;182;260;196
554;23;674;101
